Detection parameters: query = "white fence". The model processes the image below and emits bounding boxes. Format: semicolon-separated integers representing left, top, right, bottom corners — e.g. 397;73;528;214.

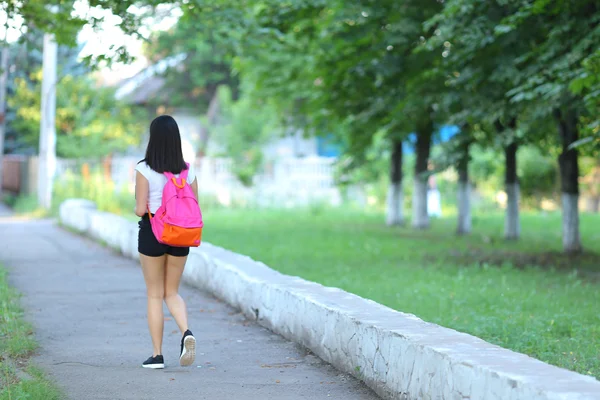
249;157;341;207
198;156;342;207
54;156;342;207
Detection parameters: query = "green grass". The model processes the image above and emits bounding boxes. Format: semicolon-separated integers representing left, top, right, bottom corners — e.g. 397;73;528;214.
0;365;62;400
0;269;36;358
0;266;63;400
2;170;133;218
1;195;48;219
202;208;600;379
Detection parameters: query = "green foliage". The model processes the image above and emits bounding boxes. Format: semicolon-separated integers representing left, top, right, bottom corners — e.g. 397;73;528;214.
203;208;600;379
8;71;144;158
143;16;238;110
4;27;89;154
571;48;600;153
467;144;558;208
4;27;145;157
427;0;525;124
518;146;558;206
52;170;132;215
468;145;503;195
1;0;174;64
215;86;278;186
335;129;389;186
172;0;599;222
501;1;599;114
186;0;444;168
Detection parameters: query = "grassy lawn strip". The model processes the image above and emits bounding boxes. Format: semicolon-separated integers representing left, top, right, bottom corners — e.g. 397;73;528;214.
0;266;62;400
203;208;600;380
1;195;48;219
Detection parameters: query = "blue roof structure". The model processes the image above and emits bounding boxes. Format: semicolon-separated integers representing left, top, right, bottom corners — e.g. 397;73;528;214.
316;135;343;157
315;125;460;157
405;125;460;153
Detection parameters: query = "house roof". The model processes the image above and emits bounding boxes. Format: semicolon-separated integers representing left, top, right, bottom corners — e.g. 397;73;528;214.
115;53;187;105
126;75;167;105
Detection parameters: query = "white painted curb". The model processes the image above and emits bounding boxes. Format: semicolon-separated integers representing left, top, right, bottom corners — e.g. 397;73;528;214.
59;199;600;400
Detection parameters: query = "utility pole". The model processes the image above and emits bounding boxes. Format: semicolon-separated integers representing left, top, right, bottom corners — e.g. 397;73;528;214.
0;45;9;198
37;33;57;209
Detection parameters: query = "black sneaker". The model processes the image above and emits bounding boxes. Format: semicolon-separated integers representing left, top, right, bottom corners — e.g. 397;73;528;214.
142;355;164;369
179;330;196;366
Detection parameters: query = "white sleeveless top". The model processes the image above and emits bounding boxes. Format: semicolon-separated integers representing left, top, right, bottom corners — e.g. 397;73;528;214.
135;162;197;213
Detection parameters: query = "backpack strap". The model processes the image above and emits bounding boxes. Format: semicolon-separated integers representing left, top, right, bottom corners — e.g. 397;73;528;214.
179;163;190;180
163;163;190;188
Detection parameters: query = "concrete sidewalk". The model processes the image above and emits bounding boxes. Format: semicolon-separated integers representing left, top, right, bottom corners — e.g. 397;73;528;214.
0;216;379;400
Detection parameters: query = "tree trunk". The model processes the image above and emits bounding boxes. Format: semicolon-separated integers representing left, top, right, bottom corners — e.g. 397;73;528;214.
494;118;520;240
588;161;600;213
504;141;520;240
592;196;600;213
197;87;221;159
386;139;404;226
412;117;433;229
456;142;471;235
0;46;9;198
554;108;582;254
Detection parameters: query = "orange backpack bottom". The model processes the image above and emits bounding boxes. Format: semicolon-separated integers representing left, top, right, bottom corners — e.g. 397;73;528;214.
159;223;202;247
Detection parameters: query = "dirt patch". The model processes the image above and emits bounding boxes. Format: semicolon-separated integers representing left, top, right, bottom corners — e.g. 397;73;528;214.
428;248;600;281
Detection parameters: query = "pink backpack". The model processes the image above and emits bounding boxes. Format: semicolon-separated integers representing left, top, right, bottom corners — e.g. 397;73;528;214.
148;163;203;247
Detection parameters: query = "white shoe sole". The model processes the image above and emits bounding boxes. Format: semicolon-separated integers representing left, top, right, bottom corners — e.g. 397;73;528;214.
180;335;196;366
142;363;164;369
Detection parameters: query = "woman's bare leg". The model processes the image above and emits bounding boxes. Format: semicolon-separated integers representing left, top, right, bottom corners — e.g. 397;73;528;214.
164;255;189;334
140;254;166;356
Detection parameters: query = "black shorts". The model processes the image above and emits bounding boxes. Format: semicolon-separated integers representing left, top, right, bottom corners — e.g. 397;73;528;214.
138;215;190;257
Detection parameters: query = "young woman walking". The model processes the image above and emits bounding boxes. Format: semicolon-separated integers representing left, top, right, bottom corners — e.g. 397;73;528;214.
134;115;197;369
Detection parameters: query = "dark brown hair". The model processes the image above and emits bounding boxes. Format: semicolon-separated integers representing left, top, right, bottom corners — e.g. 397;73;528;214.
139;115;187;174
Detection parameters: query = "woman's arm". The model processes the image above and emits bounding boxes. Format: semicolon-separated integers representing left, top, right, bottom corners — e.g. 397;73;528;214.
135;171;149;217
191;179;199;200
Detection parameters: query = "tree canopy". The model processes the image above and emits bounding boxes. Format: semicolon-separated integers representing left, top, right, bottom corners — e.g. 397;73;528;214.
3;0;600;251
6;28;144;158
